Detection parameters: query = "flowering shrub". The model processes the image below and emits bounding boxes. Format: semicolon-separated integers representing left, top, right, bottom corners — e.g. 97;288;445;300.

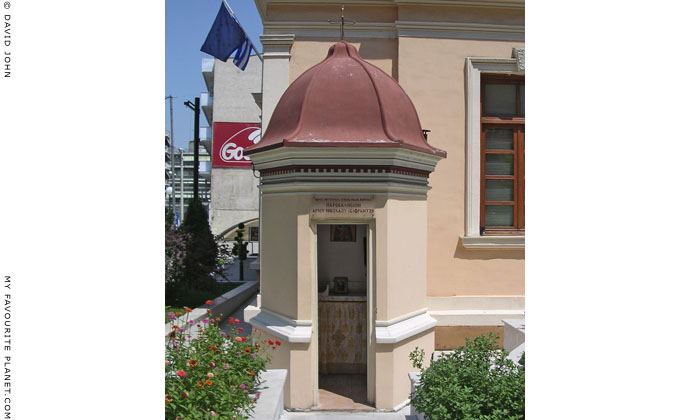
409;333;524;420
165;217;190;293
165;305;279;419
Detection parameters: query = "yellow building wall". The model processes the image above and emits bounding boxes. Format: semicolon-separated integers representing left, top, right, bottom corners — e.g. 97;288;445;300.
397;37;525;297
288;38;397;85
285;36;525;298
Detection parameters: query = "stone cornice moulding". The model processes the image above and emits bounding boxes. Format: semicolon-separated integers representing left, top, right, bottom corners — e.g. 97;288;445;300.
460;235;524;249
396;21;523;41
257;0;523;9
259;34;296;45
259;181;431;198
262;20;523;41
249;147;443;173
255;0;524;24
263;22;396;39
260;34;296;59
261;172;430;188
395;0;523;7
428;296;525;326
248;307;313;343
375;308;437;344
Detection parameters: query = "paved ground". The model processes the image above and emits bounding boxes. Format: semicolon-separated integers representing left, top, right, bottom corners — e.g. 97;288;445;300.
213;256;258;282
280;406;416;420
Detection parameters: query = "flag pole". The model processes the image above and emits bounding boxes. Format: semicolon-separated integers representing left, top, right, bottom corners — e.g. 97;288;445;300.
221;0;262;61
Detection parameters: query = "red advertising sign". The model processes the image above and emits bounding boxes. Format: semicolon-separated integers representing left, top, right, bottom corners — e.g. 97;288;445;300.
212;122;261;168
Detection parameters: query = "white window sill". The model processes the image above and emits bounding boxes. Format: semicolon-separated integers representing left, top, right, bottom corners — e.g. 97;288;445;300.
461;236;525;250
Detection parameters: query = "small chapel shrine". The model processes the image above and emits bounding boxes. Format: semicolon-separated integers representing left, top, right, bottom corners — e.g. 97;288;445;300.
244;41;446;410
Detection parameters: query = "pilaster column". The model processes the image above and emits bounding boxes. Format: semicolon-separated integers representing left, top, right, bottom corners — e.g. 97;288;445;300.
259;34;295;134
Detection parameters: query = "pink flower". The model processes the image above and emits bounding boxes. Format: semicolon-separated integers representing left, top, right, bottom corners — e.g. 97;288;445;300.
207;373;214;378
239;383;246;389
165;360;170;365
220;332;226;336
210;411;216;417
255;392;261;399
188;320;194;324
210;362;216;368
235;337;243;342
177;370;186;378
182;391;189;399
202;319;209;324
250;353;256;359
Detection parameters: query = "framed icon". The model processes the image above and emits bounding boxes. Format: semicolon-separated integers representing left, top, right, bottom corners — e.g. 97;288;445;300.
249;226;259;242
330;224;356;242
334;277;349;294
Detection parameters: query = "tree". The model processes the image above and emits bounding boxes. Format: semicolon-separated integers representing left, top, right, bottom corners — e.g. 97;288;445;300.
180;198;218;291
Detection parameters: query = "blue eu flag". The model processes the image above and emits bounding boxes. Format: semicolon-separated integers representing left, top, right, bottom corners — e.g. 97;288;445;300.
200;1;253;66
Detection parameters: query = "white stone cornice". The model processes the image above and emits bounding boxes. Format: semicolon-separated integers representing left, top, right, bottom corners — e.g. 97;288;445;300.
259;181;430;197
428;296;524;326
262;20;523;41
396;21;524;41
261;171;429;187
260;34;296;59
249;147;443;173
460;235;524;249
248;307;313;343
395;0;523;7
375;308;437;344
258;0;523;9
466;57;522;73
263;21;397;39
260;33;297;46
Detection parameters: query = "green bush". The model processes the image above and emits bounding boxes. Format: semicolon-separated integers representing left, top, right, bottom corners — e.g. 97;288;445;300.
180;199;219;292
409;333;524;420
165;307;280;419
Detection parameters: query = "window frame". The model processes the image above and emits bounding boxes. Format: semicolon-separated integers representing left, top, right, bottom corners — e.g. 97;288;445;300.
480;76;524;236
462;52;525;250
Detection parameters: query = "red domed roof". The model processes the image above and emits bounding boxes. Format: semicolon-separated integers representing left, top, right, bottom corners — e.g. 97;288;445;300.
246;41;446;158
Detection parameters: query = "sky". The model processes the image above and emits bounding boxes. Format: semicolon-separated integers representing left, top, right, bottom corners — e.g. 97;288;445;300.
165;0;263;151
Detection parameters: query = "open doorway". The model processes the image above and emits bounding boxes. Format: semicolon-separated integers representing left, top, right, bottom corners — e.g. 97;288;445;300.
316;224;372;409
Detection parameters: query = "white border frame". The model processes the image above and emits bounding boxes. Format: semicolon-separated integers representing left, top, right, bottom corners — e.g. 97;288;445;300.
462;54;525;250
312;220;376;406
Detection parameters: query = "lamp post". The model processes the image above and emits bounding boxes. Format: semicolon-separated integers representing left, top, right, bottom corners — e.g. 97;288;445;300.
179;148;185;223
184;97;201;201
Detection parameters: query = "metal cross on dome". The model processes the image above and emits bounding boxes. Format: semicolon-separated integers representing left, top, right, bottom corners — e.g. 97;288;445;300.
328;5;356;41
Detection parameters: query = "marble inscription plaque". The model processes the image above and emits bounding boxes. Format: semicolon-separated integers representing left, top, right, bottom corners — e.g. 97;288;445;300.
311;195;374;220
